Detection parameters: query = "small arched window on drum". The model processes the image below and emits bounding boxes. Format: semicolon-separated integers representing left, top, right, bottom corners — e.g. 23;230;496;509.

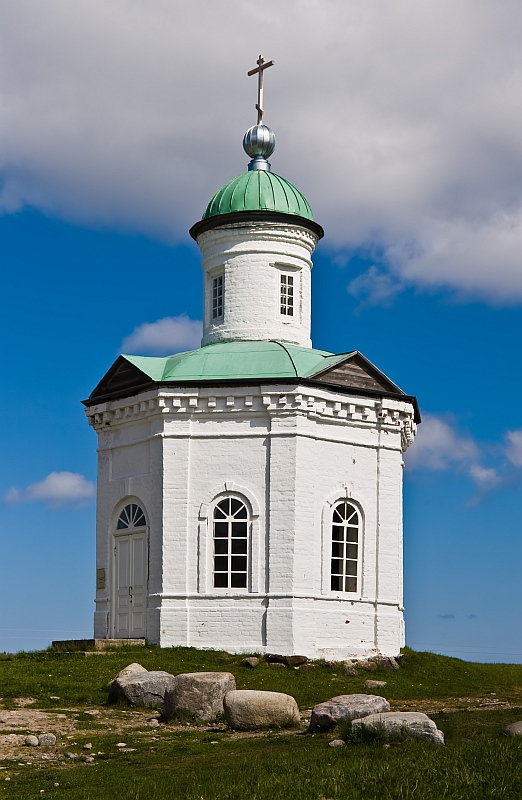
212;497;249;589
331;501;359;593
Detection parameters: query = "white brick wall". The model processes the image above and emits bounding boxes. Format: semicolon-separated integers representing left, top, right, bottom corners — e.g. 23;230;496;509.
88;384;415;659
197;222;318;347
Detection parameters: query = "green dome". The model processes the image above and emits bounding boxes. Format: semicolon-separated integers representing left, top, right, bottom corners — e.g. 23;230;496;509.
202;170;314;222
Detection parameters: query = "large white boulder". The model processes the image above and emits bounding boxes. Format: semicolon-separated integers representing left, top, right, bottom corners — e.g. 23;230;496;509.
309;694;390;732
351;711;445;744
224;690;301;731
163;672;236;721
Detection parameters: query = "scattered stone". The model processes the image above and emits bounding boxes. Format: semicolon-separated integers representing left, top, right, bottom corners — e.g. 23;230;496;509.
351;712;445;745
328;739;346;748
285;655;308;667
268;662;286;669
83;710;101;717
353;661;378;672
298;664;315;672
83;743;93;750
365;680;387;689
147;718;160;728
13;698;37;707
64;752;77;760
504;721;522;737
322;661;337;670
24;735;39;747
163;672;236;722
53;783;60;788
388;657;400;671
243;657;260;669
108;670;177;708
116;742;127;748
38;734;56;747
1;734;25;746
83;756;95;763
265;653;286;664
224;690;301;731
369;656;400;672
343;662;358;676
309;694;390;732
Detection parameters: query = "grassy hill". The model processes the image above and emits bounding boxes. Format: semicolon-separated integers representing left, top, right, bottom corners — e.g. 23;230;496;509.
0;646;521;799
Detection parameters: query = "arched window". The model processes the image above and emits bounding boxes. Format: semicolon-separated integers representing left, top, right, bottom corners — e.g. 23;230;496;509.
212;497;249;589
116;503;146;530
331;501;359;593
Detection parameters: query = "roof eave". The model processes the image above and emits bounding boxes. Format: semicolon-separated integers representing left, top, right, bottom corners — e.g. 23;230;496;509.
189;210;324;241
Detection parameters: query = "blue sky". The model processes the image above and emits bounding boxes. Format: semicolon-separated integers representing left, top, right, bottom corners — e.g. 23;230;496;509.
1;0;521;661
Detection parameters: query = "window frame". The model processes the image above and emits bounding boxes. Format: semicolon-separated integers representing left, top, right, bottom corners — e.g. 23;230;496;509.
321;495;363;597
211;496;250;591
330;500;360;594
211;272;224;322
198;486;260;595
273;264;301;324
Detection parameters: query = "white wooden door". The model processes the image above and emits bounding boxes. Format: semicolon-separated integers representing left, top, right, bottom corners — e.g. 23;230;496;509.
114;532;147;638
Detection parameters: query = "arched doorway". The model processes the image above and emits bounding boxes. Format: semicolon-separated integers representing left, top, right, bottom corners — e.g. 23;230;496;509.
113;502;148;638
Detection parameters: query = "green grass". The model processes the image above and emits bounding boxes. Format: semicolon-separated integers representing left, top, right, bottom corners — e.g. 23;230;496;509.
0;645;521;709
1;647;522;798
3;725;522;799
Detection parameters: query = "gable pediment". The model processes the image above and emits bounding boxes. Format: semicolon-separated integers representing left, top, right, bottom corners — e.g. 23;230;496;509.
308;352;404;395
87;356;154;403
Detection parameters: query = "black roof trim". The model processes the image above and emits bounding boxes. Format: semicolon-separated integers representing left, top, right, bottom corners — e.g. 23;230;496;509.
189;210;324;241
83;375;420;422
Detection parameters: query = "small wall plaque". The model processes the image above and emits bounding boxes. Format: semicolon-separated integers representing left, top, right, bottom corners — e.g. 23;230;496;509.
96;568;106;590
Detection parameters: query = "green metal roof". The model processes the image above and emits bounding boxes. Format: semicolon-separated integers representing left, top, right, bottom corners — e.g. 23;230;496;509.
123;341;347;383
202;170;314;222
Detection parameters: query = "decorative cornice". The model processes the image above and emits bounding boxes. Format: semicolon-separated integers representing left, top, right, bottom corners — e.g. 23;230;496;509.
85;385;417;450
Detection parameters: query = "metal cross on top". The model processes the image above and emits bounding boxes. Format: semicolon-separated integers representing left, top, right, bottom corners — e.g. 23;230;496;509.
247;54;275;125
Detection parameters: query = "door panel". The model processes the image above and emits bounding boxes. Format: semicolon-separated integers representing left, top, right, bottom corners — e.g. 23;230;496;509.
114;533;147;638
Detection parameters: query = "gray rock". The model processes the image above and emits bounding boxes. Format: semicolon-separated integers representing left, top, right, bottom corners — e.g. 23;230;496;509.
38;733;56;746
343;662;358;676
285;655;308;667
351;712;445;744
108;671;177;707
309;694;390;732
243;657;260;669
365;680;387;688
163;672;236;722
25;735;39;747
504;721;522;737
84;709;101;717
369;657;397;672
115;663;148;680
147;718;160;727
328;738;346;748
224;689;301;731
353;660;378;672
64;752;77;759
268;662;286;669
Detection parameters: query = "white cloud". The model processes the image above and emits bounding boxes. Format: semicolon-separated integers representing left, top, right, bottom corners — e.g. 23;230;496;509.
121;315;202;356
405;415;479;472
347;265;404;307
405;414;501;491
4;472;95;508
505;429;522;467
2;1;522;300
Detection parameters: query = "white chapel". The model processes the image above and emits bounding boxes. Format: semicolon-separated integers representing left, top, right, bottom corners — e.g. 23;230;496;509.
85;59;419;660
